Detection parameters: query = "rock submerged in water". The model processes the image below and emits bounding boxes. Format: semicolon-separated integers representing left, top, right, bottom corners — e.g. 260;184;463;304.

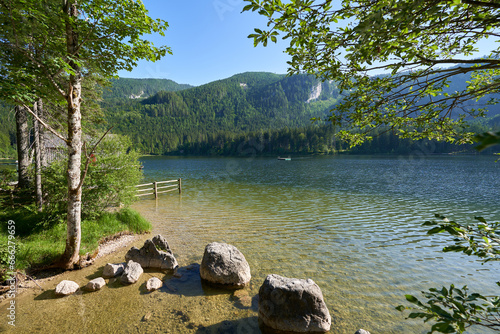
85;277;106;292
55;280;79;296
355;330;371;334
146;277;163;292
258;274;331;333
125;235;178;270
102;263;125;278
121;260;144;284
200;242;251;289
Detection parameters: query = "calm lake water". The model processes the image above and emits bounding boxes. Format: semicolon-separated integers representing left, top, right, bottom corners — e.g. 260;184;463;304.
132;154;500;333
2;154;498;333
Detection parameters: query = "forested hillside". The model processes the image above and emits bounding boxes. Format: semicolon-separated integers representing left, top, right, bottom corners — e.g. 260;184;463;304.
1;72;498;159
102;78;192;100
102;72;341;154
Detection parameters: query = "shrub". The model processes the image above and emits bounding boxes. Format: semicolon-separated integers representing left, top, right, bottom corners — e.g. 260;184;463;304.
43;134;143;220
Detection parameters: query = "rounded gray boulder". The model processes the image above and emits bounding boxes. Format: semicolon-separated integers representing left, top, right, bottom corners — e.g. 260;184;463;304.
120;260;144;285
146;277;163;292
200;242;251;289
258;274;331;333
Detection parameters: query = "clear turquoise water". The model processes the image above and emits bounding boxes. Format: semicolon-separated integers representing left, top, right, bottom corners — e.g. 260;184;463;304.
131;154;500;333
4;154;497;334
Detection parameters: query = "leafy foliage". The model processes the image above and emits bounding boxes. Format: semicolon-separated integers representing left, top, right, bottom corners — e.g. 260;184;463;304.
475;131;500;152
397;215;500;333
43;134;142;220
0;0;171;106
243;0;500;146
425;215;500;263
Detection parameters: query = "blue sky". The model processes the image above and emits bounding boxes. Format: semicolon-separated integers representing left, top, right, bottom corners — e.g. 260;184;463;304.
118;0;495;87
117;0;290;86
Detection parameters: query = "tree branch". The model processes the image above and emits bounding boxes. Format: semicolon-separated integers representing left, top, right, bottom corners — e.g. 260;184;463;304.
78;126;113;191
21;103;68;144
415;54;500;66
461;0;500;9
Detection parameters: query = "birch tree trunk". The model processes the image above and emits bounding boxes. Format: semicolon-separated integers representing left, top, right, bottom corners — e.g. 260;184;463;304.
15;105;30;189
33;99;43;211
60;0;82;269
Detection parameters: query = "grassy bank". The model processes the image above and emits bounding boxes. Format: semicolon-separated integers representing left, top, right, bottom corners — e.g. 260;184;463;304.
0;204;151;280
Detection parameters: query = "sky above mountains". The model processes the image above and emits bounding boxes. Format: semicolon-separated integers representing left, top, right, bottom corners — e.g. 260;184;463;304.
118;0;495;87
117;0;290;86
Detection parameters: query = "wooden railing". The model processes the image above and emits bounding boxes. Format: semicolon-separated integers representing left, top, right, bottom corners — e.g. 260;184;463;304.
135;178;181;198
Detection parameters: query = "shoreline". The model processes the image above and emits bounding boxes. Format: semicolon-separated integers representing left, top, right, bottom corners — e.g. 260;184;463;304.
0;232;148;300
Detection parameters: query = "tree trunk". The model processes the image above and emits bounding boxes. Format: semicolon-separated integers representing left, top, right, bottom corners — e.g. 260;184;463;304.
60;0;82;269
15;105;30;189
33;99;43;211
37;99;48;168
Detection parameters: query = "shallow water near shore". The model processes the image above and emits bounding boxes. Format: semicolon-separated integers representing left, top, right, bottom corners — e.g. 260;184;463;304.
1;155;499;333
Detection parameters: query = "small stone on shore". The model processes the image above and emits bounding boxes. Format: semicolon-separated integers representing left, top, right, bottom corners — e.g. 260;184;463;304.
146;277;163;292
85;277;106;292
142;312;152;321
103;263;125;278
121;260;143;285
55;280;79;296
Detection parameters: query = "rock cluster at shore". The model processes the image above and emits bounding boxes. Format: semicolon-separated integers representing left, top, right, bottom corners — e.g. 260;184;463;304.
52;234;370;333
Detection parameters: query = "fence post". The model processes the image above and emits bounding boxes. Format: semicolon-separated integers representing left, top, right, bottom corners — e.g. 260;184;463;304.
178;178;182;194
154;181;158;199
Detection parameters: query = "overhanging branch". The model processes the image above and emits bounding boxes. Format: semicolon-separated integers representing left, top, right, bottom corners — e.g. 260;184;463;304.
21;103;68;144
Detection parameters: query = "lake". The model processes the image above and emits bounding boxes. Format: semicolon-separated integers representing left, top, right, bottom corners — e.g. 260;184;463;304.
2;154;498;333
132;154;500;333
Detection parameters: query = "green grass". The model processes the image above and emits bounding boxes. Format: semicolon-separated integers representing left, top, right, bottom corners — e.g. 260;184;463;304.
0;206;152;275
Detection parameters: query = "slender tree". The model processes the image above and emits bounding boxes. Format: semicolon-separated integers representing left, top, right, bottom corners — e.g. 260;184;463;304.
0;0;170;268
14;105;30;189
33;99;43;211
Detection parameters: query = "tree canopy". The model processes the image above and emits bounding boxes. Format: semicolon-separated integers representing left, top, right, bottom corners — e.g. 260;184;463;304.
0;0;170;107
0;0;169;268
243;0;500;145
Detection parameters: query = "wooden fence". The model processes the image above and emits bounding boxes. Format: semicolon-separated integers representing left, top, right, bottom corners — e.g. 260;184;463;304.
135;178;181;198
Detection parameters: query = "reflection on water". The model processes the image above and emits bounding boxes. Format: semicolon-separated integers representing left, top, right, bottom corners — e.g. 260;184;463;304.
1;155;499;333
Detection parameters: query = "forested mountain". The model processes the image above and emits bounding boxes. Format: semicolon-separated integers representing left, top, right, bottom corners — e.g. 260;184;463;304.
102;78;192;100
102;72;341;154
1;72;498;159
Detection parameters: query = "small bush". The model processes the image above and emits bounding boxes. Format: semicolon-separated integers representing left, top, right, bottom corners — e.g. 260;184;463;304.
43;134;143;220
